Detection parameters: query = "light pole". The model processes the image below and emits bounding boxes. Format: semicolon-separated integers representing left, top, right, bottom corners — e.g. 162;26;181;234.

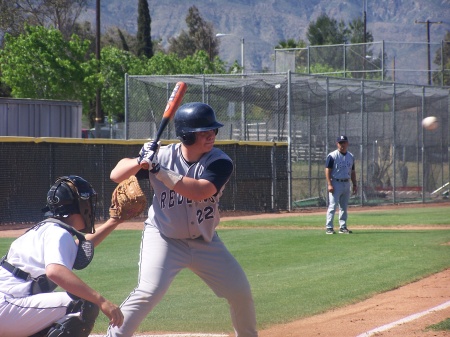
216;33;245;74
415;20;442;85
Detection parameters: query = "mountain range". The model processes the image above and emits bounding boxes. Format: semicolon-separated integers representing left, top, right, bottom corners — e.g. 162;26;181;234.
82;0;450;73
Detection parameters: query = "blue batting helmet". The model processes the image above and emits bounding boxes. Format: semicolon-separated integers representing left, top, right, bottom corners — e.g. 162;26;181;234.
174;102;223;145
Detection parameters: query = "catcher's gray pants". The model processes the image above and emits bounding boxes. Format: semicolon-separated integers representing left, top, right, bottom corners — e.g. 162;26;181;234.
326;180;351;229
106;224;258;337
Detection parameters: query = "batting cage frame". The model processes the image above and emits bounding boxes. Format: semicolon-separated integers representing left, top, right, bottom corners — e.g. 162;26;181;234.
124;72;449;209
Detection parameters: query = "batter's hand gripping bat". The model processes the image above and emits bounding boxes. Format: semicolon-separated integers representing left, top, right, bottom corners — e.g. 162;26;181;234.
140;81;187;170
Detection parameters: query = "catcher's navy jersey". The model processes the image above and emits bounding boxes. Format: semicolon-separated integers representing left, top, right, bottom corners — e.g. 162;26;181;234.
325;149;355;179
144;143;233;242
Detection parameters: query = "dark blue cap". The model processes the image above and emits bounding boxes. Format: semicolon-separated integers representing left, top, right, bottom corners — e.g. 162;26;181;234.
337;135;348;142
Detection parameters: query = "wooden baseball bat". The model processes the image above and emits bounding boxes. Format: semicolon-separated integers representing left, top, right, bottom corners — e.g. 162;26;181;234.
140;81;187;170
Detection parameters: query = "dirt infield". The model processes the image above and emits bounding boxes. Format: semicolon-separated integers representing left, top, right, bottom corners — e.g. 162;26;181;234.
258;269;450;337
2;202;449;336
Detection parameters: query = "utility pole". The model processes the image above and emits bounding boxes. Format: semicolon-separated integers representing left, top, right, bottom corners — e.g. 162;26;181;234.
415;20;442;85
362;0;367;79
95;0;103;137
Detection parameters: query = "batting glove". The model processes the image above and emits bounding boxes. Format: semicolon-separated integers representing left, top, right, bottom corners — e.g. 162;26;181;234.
148;154;160;174
137;141;161;169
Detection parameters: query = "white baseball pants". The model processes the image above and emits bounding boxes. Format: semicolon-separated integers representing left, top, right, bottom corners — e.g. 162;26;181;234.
107;224;258;337
0;291;71;337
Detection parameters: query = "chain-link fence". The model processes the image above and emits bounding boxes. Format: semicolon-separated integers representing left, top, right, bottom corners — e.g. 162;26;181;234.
274;41;450;86
126;73;449;209
0;139;288;225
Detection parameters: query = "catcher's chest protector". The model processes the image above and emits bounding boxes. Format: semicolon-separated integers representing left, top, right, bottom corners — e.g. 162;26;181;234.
45;219;94;270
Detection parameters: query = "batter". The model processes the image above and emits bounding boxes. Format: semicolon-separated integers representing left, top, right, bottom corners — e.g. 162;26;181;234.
108;102;258;337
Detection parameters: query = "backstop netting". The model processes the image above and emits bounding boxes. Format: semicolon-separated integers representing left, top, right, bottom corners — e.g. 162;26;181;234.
126;73;449;208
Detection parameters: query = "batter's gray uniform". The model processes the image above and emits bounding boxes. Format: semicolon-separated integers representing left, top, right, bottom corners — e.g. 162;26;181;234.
325;149;355;230
107;143;258;337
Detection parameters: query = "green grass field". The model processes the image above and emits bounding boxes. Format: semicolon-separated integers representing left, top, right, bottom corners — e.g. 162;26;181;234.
1;205;449;334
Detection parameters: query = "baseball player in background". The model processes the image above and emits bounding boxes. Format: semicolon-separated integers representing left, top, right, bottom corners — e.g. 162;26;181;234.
325;135;358;234
108;102;258;337
0;176;124;337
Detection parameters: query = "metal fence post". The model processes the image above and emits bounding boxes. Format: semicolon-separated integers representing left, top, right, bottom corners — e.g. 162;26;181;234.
441;40;444;86
308;91;312;197
307;46;310;75
241;86;246;140
392;83;397;204
381;40;385;82
360;81;365;205
202;75;206;103
343;43;347;78
325;77;330;206
287;70;292;211
421;86;426;203
124;73;129;140
271;142;277;211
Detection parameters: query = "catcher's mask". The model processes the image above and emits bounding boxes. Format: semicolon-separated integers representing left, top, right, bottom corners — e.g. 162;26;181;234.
42;176;97;234
174;102;223;146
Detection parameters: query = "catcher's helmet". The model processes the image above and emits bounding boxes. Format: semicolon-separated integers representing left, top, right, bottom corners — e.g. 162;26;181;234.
174;102;223;145
42;176;97;234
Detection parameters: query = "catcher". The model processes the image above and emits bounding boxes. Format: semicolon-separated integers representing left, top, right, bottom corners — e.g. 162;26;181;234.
0;175;146;337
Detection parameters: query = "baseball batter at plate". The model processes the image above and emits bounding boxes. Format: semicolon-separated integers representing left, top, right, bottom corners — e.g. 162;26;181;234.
325;135;358;234
0;176;124;337
108;102;258;337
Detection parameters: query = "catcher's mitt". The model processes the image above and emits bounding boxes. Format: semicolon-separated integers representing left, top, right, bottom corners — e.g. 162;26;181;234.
109;175;147;220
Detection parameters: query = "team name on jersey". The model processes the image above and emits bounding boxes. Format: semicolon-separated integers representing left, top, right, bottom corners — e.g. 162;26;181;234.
160;190;216;209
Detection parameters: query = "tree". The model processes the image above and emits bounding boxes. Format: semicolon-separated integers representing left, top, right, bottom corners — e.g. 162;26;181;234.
347;17;373;44
0;1;28;45
346;17;377;79
168;5;219;61
99;47;146;122
136;0;153;58
179;50;227;74
306;14;347;71
117;29;130;52
142;50;226;75
102;27;137;53
302;14;381;79
168;30;196;58
306;13;347;46
0;23;230;125
10;0;89;39
275;39;306;49
0;25;97;114
433;30;450;86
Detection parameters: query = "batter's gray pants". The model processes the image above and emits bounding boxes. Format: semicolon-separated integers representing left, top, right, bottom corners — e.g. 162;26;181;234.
106;224;258;337
326;180;351;229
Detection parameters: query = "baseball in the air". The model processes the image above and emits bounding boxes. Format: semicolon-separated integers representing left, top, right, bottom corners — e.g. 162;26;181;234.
422;116;439;131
